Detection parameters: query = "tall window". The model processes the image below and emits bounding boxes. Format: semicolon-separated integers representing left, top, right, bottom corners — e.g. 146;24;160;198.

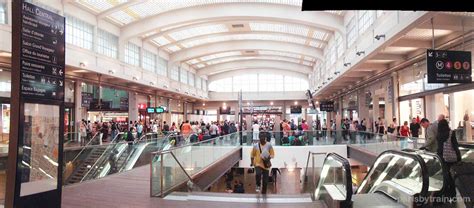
124;42;140;66
142;50;156;72
284;76;308;91
335;33;344;58
233;74;258;92
157;56;167;76
188;72;195;87
210;74;307;92
358;11;375;35
346;17;357;48
209;78;232;92
203;80;207;91
0;3;6;24
96;29;118;58
196;77;202;89
66;15;94;50
171;67;179;81
258;74;283;92
328;45;336;65
180;68;188;84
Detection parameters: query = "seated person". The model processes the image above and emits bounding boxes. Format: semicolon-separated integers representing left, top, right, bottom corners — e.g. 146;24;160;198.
233;180;245;193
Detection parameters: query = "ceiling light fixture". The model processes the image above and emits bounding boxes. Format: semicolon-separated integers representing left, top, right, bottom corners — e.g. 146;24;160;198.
343;62;351;67
356;51;365;56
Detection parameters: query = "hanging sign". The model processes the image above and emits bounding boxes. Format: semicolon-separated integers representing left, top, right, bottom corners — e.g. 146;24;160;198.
427;49;472;83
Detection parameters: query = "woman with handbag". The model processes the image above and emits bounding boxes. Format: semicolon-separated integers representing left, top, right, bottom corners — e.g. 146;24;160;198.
436;119;461;202
250;131;275;194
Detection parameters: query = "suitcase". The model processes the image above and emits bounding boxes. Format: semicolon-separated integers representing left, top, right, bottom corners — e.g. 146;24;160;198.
450;162;474;208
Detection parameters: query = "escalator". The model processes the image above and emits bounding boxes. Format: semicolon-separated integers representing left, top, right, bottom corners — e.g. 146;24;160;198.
314;150;446;207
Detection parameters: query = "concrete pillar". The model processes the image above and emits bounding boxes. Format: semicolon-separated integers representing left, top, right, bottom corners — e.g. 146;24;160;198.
425;93;445;121
358;90;370;122
392;72;399;122
373;95;380;123
74;81;83;136
128;92;138;125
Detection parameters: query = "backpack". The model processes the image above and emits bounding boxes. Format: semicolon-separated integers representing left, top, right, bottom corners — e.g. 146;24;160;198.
443;131;459;163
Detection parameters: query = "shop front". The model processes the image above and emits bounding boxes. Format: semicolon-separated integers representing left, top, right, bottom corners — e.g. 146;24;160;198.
81;83;129;124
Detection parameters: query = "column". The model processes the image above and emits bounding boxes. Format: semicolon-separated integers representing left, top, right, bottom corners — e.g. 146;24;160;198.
392;72;400;122
128;92;138;125
74;81;83;143
373;95;380;124
358;89;370;122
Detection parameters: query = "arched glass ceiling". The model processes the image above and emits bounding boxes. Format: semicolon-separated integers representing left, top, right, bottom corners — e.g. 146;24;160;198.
151;21;330;51
195;56;314;68
77;0;306;25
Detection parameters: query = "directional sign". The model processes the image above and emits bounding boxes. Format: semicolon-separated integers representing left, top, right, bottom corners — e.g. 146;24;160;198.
20;2;65;100
427;49;472;83
319;101;334;112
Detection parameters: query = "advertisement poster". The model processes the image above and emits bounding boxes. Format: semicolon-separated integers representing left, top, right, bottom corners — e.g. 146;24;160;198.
20;103;59;196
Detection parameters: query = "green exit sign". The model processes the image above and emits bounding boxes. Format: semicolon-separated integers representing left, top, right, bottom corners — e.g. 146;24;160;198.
156;107;165;113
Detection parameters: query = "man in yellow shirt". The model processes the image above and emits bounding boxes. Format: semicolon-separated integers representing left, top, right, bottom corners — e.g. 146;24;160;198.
251;131;275;194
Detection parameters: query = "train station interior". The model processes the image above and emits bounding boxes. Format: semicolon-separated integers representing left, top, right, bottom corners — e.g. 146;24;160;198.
0;0;473;207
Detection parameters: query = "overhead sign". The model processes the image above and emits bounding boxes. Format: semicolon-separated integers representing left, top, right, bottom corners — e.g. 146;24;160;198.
427;49;472;83
81;92;93;108
320;101;334;112
155;106;166;113
20;2;65;100
146;107;155;113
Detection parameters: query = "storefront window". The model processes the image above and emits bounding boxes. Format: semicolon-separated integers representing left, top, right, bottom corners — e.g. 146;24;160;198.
0;70;11;98
399;98;424;126
64;80;74;103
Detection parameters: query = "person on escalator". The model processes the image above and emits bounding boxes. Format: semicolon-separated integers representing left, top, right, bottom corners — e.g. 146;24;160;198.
436;119;461;202
420;118;438;153
250;131;275;194
126;127;135;152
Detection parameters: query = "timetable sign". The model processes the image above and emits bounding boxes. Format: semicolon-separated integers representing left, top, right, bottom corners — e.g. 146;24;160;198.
427;49;472;83
20;2;65;100
319;101;334;112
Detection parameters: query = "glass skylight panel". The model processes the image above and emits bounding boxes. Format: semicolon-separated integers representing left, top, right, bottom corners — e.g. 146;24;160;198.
304;56;316;62
167;45;181;52
152;36;171;46
76;0;126;13
312;30;328;40
249;22;309;37
108;10;135;25
183;34;307;48
168;24;228;41
259;50;300;59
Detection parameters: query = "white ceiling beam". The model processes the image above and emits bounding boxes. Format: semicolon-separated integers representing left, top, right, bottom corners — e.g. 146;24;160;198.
390;39;432;48
144;18;331;42
121;3;344;40
208;68;308;81
191;55;314;67
370;54;406;61
198;60;312;76
170;40;324;66
155;31;327;49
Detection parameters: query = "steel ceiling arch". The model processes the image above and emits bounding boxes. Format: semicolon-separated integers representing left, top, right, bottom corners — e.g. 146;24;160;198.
120;3;344;40
196;59;312;76
170;40;324;66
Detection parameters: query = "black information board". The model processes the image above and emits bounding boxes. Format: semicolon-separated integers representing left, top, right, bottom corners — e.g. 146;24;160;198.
427;49;472;83
20;2;65;100
290;105;302;114
81;92;93;107
319;101;334;112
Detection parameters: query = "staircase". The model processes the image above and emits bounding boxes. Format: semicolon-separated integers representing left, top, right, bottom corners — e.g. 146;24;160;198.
65;146;107;185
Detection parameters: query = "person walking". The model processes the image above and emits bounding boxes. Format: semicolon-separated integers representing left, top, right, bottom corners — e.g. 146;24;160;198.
136;122;143;139
252;121;260;142
399;121;410;149
250;132;275;194
410;117;421;138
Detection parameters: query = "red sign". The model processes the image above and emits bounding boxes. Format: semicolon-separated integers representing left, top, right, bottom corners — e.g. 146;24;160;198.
463;61;471;70
138;103;147;109
445;61;452;70
454;61;462;70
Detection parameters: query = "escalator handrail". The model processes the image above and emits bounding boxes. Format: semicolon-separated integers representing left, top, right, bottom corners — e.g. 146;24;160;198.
303;151;327;183
355;150;429;204
401;149;448;193
79;132;129;182
314;152;353;206
68;132;101;165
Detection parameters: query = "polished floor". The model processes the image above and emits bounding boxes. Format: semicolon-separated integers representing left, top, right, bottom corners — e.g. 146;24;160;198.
62;166;324;208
